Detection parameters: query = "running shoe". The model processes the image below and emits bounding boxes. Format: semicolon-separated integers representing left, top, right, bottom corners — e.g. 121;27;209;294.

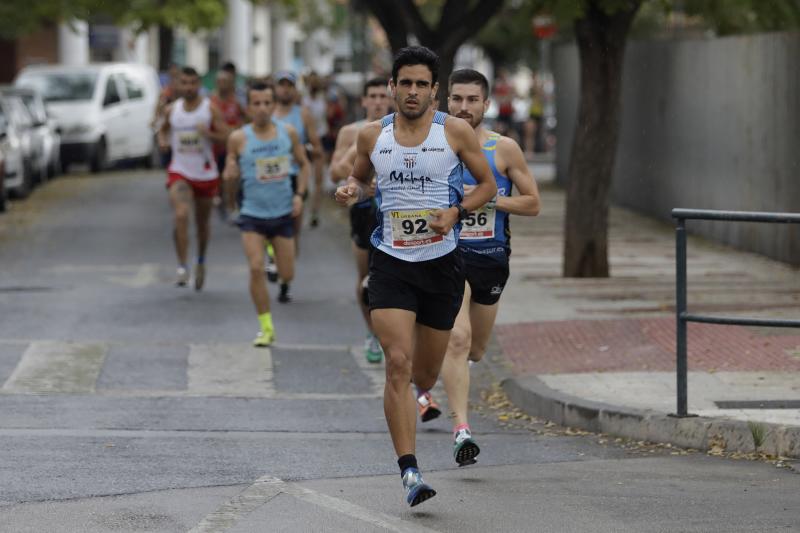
402;468;436;507
453;428;480;467
417;391;442;422
253;329;275;347
194;263;205;291
265;255;278;283
310;213;320;228
364;333;383;364
278;283;292;303
176;266;189;287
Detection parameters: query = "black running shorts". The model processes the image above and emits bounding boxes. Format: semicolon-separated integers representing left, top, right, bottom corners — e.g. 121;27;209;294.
463;253;510;306
368;249;465;331
349;201;377;250
237;214;295;239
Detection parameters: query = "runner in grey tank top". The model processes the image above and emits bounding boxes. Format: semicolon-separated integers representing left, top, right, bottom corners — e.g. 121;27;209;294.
334;46;497;508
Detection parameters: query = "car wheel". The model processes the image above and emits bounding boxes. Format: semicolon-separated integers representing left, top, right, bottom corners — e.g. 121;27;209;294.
10;162;32;199
90;138;107;173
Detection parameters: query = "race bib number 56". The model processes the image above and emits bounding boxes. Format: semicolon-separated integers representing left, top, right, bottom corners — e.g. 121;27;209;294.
460;205;496;240
390;209;444;248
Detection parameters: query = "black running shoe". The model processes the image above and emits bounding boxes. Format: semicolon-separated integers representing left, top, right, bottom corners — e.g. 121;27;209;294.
278;283;292;303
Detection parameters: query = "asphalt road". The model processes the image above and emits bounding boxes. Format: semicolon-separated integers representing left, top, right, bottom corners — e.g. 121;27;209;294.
0;169;798;532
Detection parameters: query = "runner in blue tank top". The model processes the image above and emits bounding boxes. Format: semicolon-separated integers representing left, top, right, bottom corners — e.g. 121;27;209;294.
223;82;310;347
274;71;325;246
335;47;497;508
435;69;540;467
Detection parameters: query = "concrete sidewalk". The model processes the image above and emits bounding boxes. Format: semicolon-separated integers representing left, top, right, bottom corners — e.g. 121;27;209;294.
492;178;800;457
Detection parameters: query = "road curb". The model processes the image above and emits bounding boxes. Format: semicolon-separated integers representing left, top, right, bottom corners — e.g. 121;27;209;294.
501;375;800;459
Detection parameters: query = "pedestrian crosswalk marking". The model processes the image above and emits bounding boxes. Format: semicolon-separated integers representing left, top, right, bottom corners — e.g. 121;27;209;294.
188;343;275;397
0;339;386;399
2;341;107;394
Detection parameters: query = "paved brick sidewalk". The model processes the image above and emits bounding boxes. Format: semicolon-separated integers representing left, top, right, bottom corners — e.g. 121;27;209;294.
497;317;800;375
492;181;800;432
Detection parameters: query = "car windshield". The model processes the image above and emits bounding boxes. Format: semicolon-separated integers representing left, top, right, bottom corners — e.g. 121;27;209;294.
17;71;98;102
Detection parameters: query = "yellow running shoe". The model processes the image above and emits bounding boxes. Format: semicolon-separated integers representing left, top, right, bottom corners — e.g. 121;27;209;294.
253;330;275;348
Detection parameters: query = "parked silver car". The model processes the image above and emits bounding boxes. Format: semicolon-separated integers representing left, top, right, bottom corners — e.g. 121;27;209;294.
0;94;38;198
0;86;60;180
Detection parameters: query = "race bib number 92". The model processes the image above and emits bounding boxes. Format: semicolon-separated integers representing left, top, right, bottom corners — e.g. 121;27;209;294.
390;209;444;248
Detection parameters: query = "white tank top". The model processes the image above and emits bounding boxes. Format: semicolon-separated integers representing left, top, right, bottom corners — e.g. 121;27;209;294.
369;111;464;262
168;98;218;181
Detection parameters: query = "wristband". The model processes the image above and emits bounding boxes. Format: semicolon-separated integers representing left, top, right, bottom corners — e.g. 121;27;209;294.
456;204;469;221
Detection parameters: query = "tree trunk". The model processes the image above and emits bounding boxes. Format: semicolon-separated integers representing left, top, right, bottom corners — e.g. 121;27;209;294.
158;25;173;71
435;49;455;111
562;1;641;278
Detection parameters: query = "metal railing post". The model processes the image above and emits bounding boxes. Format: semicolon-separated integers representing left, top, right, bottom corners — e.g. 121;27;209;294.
674;218;689;417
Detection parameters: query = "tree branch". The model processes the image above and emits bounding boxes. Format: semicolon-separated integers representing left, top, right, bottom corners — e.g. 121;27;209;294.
437;0;506;56
396;0;434;45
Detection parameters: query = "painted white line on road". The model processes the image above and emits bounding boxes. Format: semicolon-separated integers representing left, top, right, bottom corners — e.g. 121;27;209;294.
349;345;386;395
2;341;107;393
283;482;441;533
189;475;441;533
188;344;275;397
107;263;160;288
188;476;284;533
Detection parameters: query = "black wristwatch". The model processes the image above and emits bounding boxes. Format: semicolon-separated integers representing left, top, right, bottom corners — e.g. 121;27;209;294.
455;203;469;221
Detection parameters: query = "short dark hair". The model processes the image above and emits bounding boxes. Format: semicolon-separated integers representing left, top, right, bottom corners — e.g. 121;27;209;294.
247;81;275;104
391;46;439;85
181;66;200;78
449;69;489;99
363;77;388;96
221;61;237;75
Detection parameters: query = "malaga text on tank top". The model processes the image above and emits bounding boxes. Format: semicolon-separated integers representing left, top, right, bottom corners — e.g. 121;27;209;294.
238;122;294;220
458;132;512;263
369;111;464;262
168;98;218;181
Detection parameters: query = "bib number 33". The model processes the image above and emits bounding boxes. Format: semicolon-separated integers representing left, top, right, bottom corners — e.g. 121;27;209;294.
390;209;444;248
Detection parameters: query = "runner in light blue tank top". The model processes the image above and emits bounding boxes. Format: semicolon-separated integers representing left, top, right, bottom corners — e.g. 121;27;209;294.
239;122;294;220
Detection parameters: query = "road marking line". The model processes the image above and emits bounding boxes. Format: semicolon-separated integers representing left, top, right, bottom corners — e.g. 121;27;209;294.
2;341;107;393
189;475;441;533
188;344;274;397
349;345;386;395
188;476;284;533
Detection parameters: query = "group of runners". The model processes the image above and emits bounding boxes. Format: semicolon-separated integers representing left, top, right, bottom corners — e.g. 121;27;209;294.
155;46;540;508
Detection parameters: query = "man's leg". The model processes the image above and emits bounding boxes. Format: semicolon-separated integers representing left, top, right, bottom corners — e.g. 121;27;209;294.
271;234;295;284
193;194;214;291
352;243;371;327
467;299;500;363
168;179;192;284
371;308;417;457
241;231;274;346
441;283;474;427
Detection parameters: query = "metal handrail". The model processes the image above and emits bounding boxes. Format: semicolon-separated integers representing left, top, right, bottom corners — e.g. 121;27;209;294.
671;208;800;417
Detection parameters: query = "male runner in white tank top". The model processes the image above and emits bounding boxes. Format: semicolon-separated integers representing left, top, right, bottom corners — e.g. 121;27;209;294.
330;77;390;364
158;66;228;290
335;46;497;508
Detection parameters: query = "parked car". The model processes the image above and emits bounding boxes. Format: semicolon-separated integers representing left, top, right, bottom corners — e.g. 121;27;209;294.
0;86;60;180
0;94;38;198
0;142;6;213
15;63;161;172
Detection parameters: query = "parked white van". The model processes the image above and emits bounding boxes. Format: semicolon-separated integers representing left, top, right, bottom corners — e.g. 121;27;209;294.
14;63;161;172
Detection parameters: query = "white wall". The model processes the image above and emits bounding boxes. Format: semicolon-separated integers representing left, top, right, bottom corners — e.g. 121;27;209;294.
58;21;90;66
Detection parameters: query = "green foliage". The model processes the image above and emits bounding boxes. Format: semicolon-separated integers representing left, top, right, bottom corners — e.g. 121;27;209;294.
683;0;800;35
748;421;766;450
0;0;230;39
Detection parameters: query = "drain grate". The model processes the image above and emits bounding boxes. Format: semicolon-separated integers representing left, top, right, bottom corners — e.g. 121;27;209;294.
715;400;800;409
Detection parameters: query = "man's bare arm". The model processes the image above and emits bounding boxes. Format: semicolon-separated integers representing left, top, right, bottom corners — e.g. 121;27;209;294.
449;118;497;212
495;136;540;216
222;129;245;212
